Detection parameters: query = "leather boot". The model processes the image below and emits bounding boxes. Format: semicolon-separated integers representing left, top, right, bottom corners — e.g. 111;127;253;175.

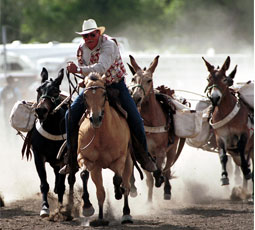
131;135;157;172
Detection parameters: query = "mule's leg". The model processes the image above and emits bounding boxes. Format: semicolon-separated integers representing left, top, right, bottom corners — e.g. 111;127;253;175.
53;167;66;205
144;171;153;202
163;169;171;200
130;170;137;197
33;152;50;217
89;168;109;227
238;134;252;180
218;141;229;185
80;170;95;217
153;156;164;188
121;154;133;224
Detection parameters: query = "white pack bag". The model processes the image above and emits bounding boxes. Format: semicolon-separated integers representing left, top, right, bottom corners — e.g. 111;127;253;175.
237;81;254;109
10;101;37;132
173;109;203;138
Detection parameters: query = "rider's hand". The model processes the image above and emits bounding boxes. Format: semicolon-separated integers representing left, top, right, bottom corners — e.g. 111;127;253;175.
78;79;85;88
67;62;79;73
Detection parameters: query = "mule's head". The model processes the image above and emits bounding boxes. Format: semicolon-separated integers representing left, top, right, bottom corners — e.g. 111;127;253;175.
83;72;107;128
128;55;159;107
203;56;237;106
35;68;64;121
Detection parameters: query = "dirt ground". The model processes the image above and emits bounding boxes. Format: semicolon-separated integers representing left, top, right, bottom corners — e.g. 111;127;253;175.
0;192;253;230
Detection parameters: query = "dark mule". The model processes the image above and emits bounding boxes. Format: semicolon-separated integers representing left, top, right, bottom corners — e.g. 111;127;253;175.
128;55;185;201
203;56;253;192
24;68;76;218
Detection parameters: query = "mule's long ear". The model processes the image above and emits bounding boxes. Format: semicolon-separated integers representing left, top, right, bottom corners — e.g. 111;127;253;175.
41;67;48;83
127;63;136;75
54;68;64;87
148;55;159;74
129;55;141;72
220;56;230;73
202;57;214;73
228;65;237;79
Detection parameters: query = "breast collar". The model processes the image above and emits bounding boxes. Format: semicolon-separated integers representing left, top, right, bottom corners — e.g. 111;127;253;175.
36;119;67;141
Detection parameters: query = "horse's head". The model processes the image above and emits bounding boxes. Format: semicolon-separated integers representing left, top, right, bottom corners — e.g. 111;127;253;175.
83;72;107;128
128;55;159;107
35;68;64;121
203;56;237;106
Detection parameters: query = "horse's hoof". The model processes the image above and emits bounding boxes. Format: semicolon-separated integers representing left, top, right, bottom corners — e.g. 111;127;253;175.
90;219;109;227
121;214;133;224
155;176;164;188
82;206;95;217
164;193;171;200
40;205;50;218
221;177;229;186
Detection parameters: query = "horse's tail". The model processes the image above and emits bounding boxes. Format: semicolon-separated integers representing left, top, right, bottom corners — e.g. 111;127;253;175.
21;129;33;161
129;142;144;180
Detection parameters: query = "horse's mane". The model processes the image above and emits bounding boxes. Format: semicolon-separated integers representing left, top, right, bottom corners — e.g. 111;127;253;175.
88;72;101;81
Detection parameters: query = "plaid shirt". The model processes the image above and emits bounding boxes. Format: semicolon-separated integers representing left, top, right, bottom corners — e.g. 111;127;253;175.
77;34;126;84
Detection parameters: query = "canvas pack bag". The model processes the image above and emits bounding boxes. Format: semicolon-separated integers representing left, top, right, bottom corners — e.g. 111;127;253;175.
10;100;37;132
237;81;254;109
173;109;203;138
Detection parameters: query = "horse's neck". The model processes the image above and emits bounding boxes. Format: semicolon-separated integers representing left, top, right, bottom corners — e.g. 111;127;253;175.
141;92;164;125
213;89;237;119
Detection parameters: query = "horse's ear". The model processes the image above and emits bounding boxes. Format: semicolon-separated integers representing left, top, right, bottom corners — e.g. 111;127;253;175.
202;57;214;73
41;67;48;83
220;56;230;73
148;55;159;74
129;55;141;72
54;68;64;87
127;63;136;75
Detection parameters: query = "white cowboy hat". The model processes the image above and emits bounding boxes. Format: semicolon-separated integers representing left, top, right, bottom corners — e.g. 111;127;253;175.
76;19;105;35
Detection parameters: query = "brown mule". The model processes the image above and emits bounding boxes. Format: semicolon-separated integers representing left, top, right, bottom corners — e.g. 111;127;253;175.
77;72;135;226
128;55;185;201
203;56;254;191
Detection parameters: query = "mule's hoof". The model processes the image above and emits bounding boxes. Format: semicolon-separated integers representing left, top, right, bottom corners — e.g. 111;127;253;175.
155;176;164;188
221;177;229;186
90;219;109;227
244;172;252;180
121;214;133;224
130;188;138;198
82;206;95;217
164;193;171;200
40;205;50;218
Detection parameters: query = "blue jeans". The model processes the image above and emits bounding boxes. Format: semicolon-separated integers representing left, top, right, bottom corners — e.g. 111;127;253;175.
65;79;148;153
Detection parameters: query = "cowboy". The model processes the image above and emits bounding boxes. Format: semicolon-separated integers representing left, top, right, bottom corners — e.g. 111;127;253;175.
59;19;157;174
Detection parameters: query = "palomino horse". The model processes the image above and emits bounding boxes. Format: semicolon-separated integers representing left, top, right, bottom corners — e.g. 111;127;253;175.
203;56;253;189
23;68;77;218
77;72;136;226
128;55;185;201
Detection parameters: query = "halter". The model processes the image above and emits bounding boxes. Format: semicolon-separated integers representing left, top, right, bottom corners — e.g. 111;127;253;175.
39;94;60;106
130;84;146;96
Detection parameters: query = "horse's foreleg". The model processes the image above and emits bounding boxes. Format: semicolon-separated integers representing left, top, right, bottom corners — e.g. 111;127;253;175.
218;142;229;185
80;170;94;217
90;168;109;227
113;174;124;200
144;171;153;202
238;134;252;180
33;153;50;217
130;170;137;197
